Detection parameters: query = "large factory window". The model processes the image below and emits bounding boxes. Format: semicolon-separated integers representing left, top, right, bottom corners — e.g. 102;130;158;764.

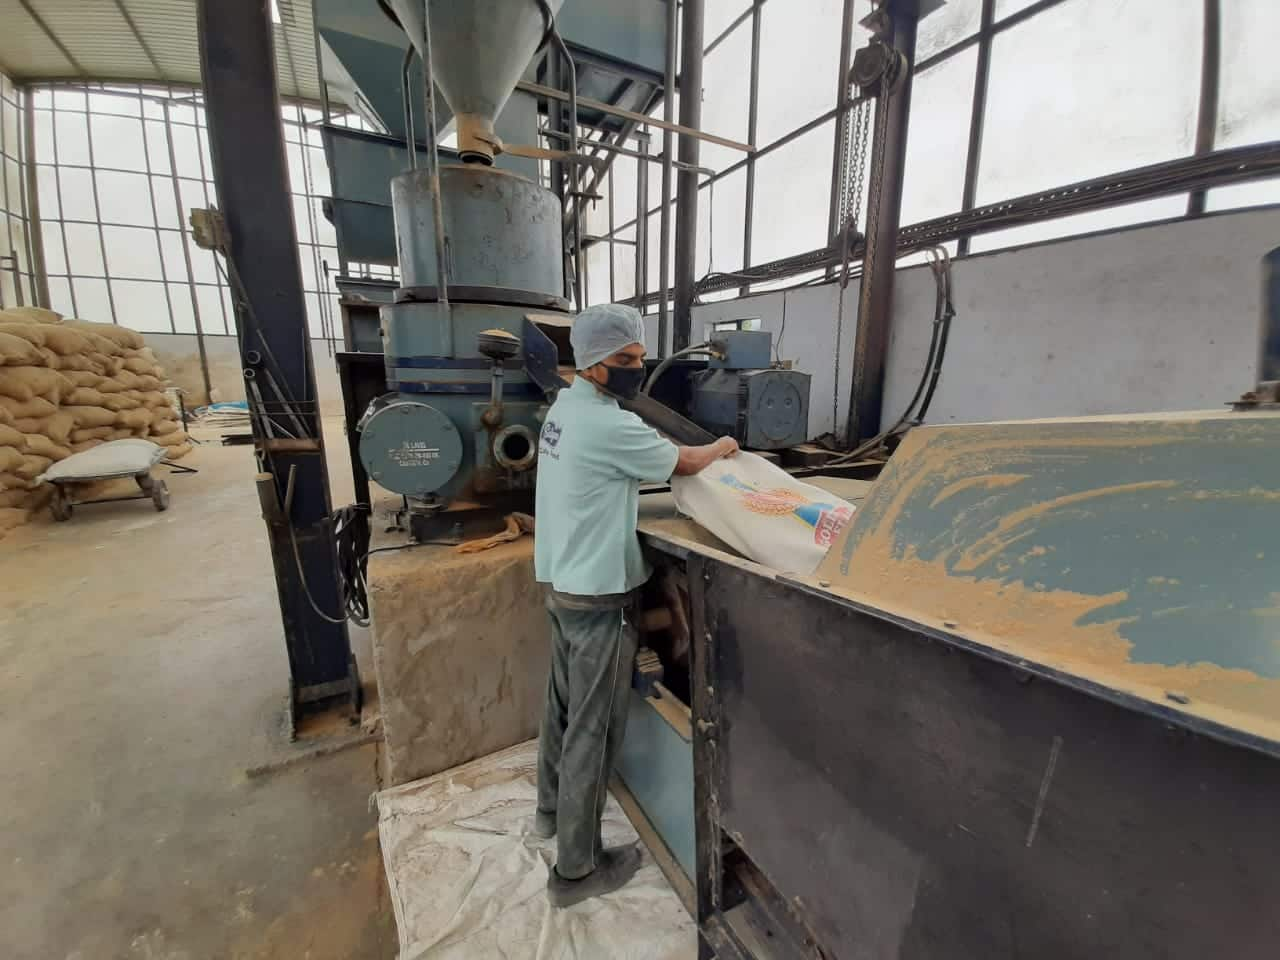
975;0;1200;204
695;167;747;299
30;83;380;342
0;73;38;308
700;14;752;175
898;46;977;230
914;0;982;63
1207;0;1280;212
755;0;845;146
749;119;835;266
579;0;1278;309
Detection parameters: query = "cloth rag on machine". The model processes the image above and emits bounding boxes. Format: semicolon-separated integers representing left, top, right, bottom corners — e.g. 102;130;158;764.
670;450;855;575
376;740;695;960
455;512;536;554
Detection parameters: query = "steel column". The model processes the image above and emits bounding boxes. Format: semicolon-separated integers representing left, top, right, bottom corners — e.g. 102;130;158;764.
20;88;50;309
956;0;995;256
196;0;357;716
846;2;919;444
825;0;858;274
741;0;762;296
673;0;706;352
637;129;649;304
658;0;678;357
1187;0;1221;217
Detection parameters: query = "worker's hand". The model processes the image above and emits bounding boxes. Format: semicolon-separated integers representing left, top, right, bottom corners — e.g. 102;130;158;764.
716;437;740;459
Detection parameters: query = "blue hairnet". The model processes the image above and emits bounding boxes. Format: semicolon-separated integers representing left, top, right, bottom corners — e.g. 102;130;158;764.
570;303;645;370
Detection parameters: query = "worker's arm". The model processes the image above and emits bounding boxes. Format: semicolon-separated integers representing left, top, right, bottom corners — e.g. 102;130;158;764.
673;437;739;476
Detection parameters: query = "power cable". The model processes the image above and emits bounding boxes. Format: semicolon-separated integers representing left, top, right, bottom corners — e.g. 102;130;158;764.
826;245;955;465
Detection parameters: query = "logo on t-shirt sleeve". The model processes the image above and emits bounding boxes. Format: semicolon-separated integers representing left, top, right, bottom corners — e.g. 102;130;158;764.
540;419;562;459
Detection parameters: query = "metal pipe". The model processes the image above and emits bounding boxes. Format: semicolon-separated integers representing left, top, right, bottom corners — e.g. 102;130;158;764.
825;0;857;275
607;163;616;301
537;0;582;309
673;0;705;352
847;5;919;445
401;45;417;170
1187;0;1221;216
418;0;448;308
956;0;995;256
658;0;677;357
20;88;50;309
636;130;648;306
541;127;714;175
559;41;583;311
162;101;213;403
742;0;762;296
517;81;753;154
642;341;720;395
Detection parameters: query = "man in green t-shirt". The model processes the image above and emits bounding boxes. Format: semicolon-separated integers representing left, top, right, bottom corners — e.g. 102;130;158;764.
534;303;737;907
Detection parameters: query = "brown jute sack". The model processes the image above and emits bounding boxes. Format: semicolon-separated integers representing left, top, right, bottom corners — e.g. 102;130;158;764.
15;454;52;481
0;366;70;402
63;405;118;428
70;425;118;443
0;332;44;366
23;433;71;461
0;395;57;419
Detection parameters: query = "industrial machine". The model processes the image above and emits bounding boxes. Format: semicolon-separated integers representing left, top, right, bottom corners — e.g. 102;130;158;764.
349;2;812;537
354;0;572;539
686;331;810;450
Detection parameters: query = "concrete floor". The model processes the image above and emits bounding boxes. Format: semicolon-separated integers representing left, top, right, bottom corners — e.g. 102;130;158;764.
0;419;396;959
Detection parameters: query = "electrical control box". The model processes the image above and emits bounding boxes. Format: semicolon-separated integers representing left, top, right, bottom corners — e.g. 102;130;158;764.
708;330;773;370
690;367;811;450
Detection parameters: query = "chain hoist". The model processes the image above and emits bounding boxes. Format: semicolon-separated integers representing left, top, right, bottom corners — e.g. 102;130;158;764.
830;37;908;441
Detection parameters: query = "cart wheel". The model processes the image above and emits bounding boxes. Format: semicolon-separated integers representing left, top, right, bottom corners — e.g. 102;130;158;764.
134;472;154;493
49;487;72;522
152;480;170;512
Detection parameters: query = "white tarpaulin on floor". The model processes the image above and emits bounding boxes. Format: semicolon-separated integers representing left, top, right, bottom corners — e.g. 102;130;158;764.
376;740;697;960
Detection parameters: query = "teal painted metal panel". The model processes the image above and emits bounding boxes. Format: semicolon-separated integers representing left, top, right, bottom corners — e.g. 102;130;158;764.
616;690;695;880
815;411;1280;749
558;0;668;75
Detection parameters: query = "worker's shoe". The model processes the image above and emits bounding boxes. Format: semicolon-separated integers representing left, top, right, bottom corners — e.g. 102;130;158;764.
532;809;557;839
546;845;642;908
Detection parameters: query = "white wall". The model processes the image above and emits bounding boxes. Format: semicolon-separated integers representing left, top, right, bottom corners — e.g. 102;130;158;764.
685;207;1280;437
145;333;346;417
146;206;1280;434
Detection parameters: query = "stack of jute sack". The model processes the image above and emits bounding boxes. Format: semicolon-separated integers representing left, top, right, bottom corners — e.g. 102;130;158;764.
0;306;190;539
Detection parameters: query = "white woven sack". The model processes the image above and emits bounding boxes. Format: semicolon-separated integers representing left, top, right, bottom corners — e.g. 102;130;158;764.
670;451;854;575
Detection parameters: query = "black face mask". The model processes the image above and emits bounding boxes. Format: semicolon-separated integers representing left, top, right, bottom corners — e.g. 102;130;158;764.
602;363;646;400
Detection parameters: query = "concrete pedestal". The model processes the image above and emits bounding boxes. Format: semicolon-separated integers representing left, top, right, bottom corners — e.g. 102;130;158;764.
367;536;549;786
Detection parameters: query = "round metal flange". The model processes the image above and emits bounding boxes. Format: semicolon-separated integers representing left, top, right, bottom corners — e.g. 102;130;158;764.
359;399;463;496
492;423;538;472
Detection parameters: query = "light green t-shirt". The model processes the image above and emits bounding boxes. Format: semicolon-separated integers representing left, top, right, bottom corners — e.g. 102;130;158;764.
534;377;680;596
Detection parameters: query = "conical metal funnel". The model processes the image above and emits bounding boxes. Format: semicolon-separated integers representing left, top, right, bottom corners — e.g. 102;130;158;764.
390;0;563;163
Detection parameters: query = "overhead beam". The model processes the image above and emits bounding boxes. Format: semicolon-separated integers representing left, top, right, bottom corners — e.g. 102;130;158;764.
111;0;165;79
18;0;86;76
517;80;753;154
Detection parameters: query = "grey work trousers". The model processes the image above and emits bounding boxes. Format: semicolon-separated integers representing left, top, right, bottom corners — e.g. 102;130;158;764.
536;598;639;880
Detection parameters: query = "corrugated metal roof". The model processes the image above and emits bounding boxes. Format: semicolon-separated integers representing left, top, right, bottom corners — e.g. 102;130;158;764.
0;0;322;102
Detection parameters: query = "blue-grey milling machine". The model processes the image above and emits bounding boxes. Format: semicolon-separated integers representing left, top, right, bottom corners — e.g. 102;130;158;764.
356;0;575;536
354;0;809;538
